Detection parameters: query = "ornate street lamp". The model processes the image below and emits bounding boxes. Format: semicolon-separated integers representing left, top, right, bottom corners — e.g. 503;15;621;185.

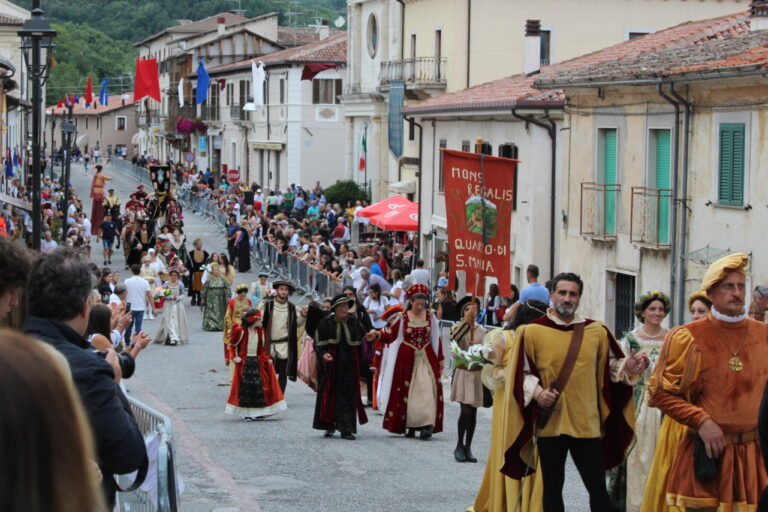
60;110;76;213
18;3;56;250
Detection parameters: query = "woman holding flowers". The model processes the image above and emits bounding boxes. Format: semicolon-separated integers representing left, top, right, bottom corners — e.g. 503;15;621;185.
468;300;548;512
450;296;487;463
154;269;189;345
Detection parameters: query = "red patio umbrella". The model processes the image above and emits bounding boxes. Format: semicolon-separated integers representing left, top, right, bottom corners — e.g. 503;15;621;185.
358;194;415;218
370;203;419;231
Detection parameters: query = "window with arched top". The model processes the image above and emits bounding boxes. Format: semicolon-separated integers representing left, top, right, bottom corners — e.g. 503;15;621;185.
367;13;379;58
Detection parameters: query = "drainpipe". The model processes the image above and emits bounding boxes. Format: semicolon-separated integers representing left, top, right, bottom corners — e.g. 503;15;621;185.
511;108;557;278
395;0;405;62
657;83;681;325
466;0;472;88
669;83;691;325
403;114;423;260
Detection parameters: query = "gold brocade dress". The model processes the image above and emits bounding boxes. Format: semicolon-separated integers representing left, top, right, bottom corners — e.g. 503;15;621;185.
468;329;543;512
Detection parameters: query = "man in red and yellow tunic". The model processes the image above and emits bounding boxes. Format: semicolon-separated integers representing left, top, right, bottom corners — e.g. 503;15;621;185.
649;253;768;511
502;272;647;512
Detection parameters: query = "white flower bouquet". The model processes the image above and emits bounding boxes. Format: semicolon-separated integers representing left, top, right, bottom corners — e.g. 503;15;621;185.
450;341;493;370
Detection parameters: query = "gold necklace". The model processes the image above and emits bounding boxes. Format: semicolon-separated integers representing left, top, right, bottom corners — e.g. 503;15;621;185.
639;326;665;339
708;319;749;372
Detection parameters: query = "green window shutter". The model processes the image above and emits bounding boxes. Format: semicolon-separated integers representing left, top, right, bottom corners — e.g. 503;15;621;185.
603;129;618;235
655;130;671;244
718;123;745;206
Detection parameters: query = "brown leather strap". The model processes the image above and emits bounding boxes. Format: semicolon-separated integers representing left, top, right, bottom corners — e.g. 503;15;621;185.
551;323;585;393
536;323;586;429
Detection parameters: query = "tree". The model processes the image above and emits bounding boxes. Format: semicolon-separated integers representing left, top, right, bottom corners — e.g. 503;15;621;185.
46;23;136;104
323;180;370;207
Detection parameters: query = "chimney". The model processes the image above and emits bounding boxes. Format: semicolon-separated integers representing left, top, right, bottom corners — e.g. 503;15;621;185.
752;1;768;31
217;16;226;35
319;19;330;40
524;20;541;76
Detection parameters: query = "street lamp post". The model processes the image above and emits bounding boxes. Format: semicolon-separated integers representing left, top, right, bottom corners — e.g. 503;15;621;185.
18;3;55;251
60;104;76;211
46;109;56;179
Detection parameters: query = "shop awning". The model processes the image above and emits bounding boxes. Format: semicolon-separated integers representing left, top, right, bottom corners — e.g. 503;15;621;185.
76;134;89;147
370;203;419;232
387;179;417;195
131;132;142;144
358;194;415;218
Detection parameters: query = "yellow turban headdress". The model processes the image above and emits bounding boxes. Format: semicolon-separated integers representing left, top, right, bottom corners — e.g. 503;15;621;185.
700;253;749;292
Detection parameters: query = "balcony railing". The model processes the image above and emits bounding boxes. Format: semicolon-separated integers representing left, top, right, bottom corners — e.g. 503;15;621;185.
630;186;672;248
200;106;220;121
580;182;621;241
168;104;196;120
380;57;447;86
229;104;250;121
135;109;160;127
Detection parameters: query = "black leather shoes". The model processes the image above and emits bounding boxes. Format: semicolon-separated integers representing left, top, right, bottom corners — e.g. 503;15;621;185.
464;447;477;463
454;445;467;462
324;430;335;438
341;432;355;440
419;428;432;440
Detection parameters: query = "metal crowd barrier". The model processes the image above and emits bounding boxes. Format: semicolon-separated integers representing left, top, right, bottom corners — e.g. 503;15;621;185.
111;158;153;187
115;396;179;512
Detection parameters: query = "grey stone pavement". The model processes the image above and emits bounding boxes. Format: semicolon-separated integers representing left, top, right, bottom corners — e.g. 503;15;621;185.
69;161;589;511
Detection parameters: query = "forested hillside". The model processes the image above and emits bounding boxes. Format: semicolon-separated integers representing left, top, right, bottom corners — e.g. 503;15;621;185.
15;0;346;103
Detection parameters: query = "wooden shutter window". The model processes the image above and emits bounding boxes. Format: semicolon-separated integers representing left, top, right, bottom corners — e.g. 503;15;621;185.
602;129;618;235
655;130;671;244
718;123;745;206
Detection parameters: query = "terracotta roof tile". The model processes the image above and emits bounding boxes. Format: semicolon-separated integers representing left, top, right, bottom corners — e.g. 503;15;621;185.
278;26;342;47
47;93;137;116
0;15;23;25
404;11;751;114
206;33;346;75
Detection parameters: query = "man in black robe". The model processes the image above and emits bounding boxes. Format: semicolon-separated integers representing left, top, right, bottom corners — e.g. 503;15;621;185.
313;294;369;440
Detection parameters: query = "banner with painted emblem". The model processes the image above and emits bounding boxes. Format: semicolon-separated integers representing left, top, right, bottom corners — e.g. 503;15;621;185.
441;149;517;295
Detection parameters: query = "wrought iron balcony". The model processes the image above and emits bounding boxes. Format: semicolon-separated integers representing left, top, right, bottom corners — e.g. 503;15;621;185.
135;109;160;128
630;186;672;249
379;57;447;87
200;105;220;122
580;182;621;241
229;104;250;121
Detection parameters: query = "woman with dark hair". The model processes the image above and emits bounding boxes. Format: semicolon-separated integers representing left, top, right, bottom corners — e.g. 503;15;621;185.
220;253;236;286
485;283;501;326
0;329;107;512
225;309;286;420
96;268;112;304
469;299;548;512
363;284;388;329
86;304;149;361
234;225;251;273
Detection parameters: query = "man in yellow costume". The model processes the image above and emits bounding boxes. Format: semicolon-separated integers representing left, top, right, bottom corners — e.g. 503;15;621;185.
649;253;768;511
502;272;647;512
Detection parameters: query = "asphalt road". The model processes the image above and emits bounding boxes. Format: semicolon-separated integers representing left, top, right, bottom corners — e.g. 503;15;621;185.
69;160;590;512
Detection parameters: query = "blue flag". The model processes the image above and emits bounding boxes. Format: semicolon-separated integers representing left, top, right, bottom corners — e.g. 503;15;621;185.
99;78;109;105
196;60;209;105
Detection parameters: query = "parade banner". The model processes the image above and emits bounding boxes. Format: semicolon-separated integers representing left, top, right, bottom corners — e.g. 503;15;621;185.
441;149;517;295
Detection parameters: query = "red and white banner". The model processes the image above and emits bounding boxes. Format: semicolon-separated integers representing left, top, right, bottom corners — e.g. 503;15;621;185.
441;149;517;295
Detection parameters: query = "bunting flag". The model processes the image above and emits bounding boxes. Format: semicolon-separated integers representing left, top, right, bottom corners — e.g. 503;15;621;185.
99;78;109;106
301;63;338;81
73;95;80;104
56;98;64;109
134;58;161;102
85;76;93;107
196;59;209;104
219;78;226;91
178;78;184;107
4;148;12;178
64;94;71;108
12;149;18;168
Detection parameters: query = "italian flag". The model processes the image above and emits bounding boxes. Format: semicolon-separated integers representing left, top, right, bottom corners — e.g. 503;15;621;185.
358;131;367;171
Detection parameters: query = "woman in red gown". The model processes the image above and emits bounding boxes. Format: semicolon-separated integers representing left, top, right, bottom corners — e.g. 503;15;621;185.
373;284;444;439
226;309;287;420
